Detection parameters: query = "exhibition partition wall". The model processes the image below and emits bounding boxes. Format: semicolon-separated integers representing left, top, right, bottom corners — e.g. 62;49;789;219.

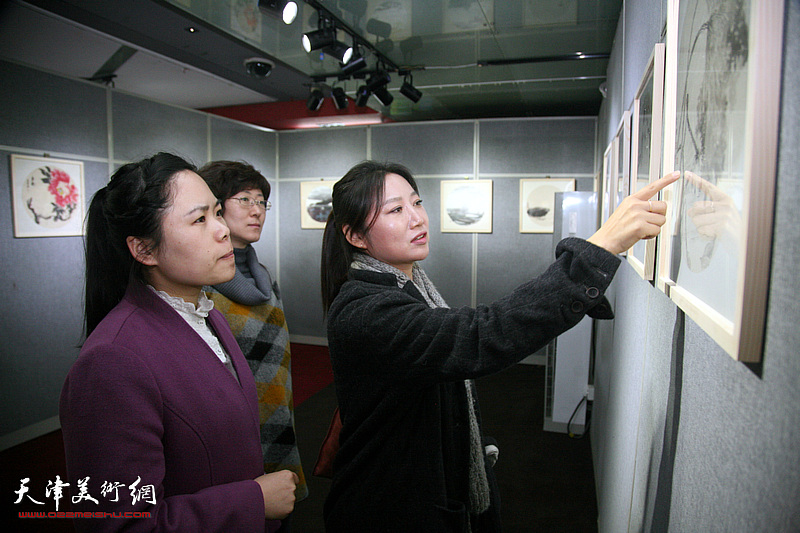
0;58;597;447
593;0;800;531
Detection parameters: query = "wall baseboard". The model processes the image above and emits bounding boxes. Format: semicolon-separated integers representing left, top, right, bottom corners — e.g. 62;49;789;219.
290;334;328;346
0;415;60;452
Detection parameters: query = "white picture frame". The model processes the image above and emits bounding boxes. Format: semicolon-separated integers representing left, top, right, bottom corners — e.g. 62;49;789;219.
10;154;85;238
601;138;617;225
440;179;493;233
519;178;576;233
300;180;336;229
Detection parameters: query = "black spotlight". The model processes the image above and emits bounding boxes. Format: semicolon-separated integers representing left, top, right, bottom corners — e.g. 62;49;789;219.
258;0;298;24
373;85;393;106
355;85;371;107
302;27;336;53
331;87;348;109
325;41;353;63
366;70;391;92
400;76;422;103
341;52;367;75
307;87;324;111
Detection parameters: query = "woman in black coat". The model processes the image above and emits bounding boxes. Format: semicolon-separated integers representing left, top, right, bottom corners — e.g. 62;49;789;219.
319;161;677;532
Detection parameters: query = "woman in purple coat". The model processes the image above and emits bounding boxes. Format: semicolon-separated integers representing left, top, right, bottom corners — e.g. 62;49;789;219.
60;153;298;532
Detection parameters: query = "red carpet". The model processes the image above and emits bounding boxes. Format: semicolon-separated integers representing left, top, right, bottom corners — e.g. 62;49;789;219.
291;343;334;406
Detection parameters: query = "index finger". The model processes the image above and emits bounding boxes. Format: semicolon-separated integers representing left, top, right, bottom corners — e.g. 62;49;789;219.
632;171;680;201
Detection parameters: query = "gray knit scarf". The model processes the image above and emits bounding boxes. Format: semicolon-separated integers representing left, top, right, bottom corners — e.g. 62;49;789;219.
350;253;491;516
213;246;273;306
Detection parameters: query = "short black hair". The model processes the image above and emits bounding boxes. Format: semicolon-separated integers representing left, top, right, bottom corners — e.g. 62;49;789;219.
197;160;271;210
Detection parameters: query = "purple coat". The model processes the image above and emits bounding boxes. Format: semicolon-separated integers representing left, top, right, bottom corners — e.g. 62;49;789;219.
60;281;281;532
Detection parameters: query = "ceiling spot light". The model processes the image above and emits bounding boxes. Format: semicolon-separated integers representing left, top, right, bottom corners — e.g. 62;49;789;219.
325;41;353;63
366;70;391;92
331;87;348;109
258;1;298;24
341;52;367;75
400;74;422;103
303;27;336;53
307;87;324;111
373;85;393;106
355;85;371;107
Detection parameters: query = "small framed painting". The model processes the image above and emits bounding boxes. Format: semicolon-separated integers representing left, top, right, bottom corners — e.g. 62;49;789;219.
614;110;632;208
300;180;336;229
628;43;666;280
519;178;576;233
11;154;85;238
440;179;493;233
601;139;617;224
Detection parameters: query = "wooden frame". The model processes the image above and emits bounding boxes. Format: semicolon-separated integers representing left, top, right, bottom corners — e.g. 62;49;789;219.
300;180;336;229
658;0;783;362
614;110;632;213
628;43;666;280
10;154;85;238
519;178;576;233
601;138;617;225
440;179;493;233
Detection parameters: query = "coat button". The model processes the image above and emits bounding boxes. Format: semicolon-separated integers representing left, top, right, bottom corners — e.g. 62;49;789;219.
571;301;584;313
586;287;600;298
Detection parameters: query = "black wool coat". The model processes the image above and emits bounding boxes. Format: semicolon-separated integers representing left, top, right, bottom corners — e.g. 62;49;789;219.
323;238;620;532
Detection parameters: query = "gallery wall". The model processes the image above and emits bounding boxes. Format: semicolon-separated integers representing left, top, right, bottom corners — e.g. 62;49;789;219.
0;59;279;447
277;118;598;339
592;0;800;531
0;58;597;448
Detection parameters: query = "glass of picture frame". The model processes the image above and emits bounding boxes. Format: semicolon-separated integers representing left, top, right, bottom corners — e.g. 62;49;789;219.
628;43;666;280
658;0;783;363
300;180;336;229
518;178;576;234
11;154;85;238
440;179;493;233
601;138;617;225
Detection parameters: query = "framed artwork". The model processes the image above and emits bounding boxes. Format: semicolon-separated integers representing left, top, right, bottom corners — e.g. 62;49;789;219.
10;154;85;238
300;180;336;229
601;138;617;224
614;110;632;209
658;0;783;362
628;42;666;280
519;178;576;233
440;179;493;233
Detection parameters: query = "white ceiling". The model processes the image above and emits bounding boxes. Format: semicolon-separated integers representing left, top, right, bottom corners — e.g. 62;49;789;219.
0;1;275;109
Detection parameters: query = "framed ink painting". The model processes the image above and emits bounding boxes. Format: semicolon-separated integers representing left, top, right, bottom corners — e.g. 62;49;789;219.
614;110;631;211
658;0;783;362
601;139;617;225
11;154;85;238
628;43;666;280
300;180;336;229
519;178;575;233
440;179;493;233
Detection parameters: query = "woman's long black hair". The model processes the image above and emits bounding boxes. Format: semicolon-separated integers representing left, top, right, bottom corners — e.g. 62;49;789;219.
320;160;418;316
84;152;195;336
